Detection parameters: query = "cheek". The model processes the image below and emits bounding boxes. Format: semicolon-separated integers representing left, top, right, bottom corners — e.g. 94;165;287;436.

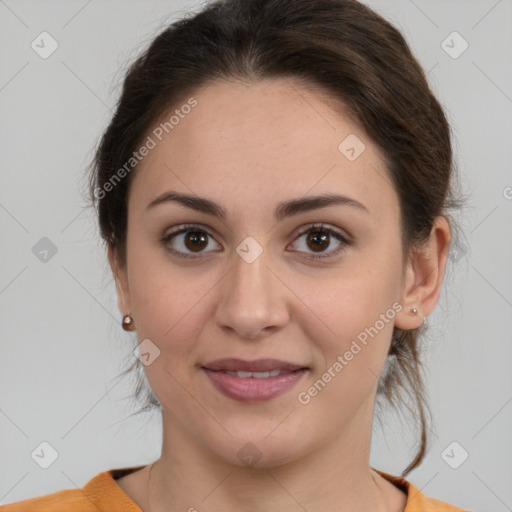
295;291;398;425
126;239;224;367
130;270;210;349
126;253;214;409
126;241;184;334
295;254;402;397
307;287;396;381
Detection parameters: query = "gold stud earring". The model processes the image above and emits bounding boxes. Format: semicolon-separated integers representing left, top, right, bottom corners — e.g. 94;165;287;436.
122;314;136;331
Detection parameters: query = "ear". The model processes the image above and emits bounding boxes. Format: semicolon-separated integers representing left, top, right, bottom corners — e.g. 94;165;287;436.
394;216;452;329
108;244;131;315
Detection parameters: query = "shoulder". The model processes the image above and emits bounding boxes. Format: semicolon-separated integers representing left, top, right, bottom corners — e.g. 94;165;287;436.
0;488;93;512
0;467;145;512
373;468;469;512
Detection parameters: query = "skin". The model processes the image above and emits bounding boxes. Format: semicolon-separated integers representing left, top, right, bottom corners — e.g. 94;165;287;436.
109;77;451;512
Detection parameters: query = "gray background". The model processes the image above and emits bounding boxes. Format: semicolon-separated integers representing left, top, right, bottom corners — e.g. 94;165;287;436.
0;1;511;510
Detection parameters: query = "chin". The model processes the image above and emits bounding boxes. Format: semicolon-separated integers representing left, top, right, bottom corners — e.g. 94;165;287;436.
205;430;309;469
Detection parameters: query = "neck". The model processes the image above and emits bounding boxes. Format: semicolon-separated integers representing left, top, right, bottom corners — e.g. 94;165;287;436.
147;408;394;512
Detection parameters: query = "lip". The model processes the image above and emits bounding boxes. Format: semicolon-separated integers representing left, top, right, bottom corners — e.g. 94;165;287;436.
203;358;306;372
201;358;309;403
202;368;308;403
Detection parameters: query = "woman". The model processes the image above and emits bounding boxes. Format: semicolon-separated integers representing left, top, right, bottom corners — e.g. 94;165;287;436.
1;0;467;510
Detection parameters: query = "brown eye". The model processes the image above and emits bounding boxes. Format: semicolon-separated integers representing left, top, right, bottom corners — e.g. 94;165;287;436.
306;230;330;252
183;230;208;252
290;224;351;260
161;224;222;259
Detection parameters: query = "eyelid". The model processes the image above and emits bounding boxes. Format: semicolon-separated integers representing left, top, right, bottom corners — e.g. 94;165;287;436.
292;222;351;243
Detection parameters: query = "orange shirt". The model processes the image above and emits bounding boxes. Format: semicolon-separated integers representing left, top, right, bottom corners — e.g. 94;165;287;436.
0;466;468;511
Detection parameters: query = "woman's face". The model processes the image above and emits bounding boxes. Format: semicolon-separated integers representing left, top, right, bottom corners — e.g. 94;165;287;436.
111;78;424;467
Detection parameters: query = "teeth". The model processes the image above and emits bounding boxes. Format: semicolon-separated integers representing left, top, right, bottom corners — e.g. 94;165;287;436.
238;371;255;378
222;370;288;378
253;371;271;378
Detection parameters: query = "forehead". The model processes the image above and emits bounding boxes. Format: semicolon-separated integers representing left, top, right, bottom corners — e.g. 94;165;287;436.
129;78;398;220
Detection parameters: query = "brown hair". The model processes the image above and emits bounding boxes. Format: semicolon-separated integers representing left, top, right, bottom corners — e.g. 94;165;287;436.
88;0;460;476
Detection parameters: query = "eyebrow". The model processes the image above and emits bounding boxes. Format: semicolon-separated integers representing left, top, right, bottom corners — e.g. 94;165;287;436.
145;191;369;221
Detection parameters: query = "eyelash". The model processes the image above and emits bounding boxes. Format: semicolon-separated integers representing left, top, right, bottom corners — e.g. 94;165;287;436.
160;223;351;261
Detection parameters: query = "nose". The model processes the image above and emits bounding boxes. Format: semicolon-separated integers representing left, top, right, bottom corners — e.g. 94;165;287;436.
213;249;290;341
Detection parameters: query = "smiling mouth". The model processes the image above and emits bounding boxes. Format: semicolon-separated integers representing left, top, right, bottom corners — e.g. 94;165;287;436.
200;359;309;402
